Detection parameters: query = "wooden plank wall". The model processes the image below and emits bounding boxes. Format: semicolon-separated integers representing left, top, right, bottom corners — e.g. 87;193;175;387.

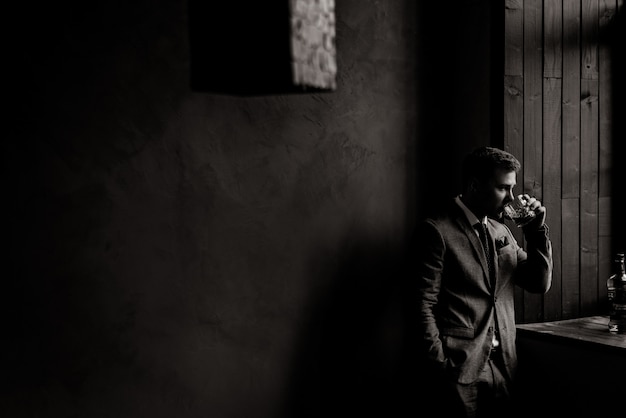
503;0;622;323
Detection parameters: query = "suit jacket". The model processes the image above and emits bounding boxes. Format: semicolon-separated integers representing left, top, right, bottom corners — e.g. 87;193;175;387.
412;199;552;385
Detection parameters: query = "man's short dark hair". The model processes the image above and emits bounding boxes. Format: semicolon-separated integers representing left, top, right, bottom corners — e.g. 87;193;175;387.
462;146;521;190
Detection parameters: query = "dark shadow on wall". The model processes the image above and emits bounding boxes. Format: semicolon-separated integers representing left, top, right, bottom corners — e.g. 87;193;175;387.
414;0;499;222
188;0;340;96
3;3;178;416
2;184;136;417
280;238;425;418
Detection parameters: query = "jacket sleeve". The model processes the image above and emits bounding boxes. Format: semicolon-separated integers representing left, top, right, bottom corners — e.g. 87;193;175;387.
513;224;553;294
411;220;447;367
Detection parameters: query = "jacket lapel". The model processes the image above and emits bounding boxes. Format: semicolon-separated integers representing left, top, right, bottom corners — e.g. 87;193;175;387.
486;220;500;292
454;213;492;289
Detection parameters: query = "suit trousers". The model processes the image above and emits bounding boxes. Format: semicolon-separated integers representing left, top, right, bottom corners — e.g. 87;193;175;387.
448;350;513;418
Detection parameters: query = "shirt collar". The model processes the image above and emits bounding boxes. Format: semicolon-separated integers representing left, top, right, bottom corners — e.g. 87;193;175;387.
455;195;487;227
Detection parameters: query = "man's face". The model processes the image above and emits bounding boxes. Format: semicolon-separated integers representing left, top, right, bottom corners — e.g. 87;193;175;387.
476;169;516;219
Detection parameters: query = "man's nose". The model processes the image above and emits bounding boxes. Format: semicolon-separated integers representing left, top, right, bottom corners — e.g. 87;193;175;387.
505;190;515;203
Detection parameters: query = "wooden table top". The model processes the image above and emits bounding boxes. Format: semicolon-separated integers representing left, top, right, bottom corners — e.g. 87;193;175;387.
516;315;626;350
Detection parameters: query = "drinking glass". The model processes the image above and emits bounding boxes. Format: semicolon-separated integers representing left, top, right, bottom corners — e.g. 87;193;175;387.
503;195;536;227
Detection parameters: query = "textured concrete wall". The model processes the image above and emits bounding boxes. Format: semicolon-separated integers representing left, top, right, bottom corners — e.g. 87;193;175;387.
6;1;419;417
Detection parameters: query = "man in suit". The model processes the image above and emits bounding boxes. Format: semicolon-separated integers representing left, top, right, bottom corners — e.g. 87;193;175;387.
409;146;553;418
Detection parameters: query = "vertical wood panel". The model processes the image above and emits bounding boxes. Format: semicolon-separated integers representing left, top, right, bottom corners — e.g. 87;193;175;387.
504;77;525;151
505;0;524;77
504;0;526;323
543;77;562;321
580;1;600;317
523;0;544;199
560;0;582;320
599;197;612;308
544;0;563;78
504;75;526;322
562;198;580;318
580;79;599;316
543;0;564;322
562;0;581;199
582;0;600;79
598;0;617;315
523;0;544;322
599;0;616;198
